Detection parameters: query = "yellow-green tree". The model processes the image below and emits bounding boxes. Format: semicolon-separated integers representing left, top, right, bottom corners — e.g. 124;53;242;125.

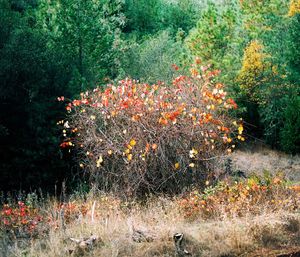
288;0;300;16
238;40;271;101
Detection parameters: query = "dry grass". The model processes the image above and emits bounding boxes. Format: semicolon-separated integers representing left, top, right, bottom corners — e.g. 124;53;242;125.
1;194;300;257
1;147;299;257
231;145;300;181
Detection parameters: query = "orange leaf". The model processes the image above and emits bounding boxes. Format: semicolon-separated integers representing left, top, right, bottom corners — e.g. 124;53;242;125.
152;144;158;150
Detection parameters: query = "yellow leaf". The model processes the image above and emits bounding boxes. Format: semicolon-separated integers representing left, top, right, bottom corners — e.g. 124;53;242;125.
238;125;243;135
129;139;136;147
127;154;132;161
189;163;195;168
125;149;130;154
174;162;180;169
140;153;146;161
96;155;103;167
108;150;113;155
189;148;198;158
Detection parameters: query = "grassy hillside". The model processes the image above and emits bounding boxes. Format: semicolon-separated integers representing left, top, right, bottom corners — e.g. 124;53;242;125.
1;147;299;257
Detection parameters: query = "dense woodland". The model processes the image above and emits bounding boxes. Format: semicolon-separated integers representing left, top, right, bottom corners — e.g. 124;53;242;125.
0;0;299;193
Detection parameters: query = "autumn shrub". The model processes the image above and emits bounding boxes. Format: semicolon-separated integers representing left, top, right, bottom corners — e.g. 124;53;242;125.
47;195;121;229
59;62;243;196
0;201;44;238
0;194;124;241
179;174;299;220
46;201;89;229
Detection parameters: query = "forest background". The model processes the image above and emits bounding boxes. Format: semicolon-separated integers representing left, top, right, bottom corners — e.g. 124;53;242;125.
0;0;299;193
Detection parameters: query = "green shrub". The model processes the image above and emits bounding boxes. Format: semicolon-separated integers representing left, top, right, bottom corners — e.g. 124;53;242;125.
119;31;185;83
280;95;300;153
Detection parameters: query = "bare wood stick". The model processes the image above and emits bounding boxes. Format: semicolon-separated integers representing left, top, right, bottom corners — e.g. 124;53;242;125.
91;201;96;223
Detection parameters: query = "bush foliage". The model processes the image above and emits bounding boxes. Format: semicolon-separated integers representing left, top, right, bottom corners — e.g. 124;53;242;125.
179;173;300;220
59;63;243;195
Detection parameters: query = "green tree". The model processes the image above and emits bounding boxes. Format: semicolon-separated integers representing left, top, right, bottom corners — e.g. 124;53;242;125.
259;12;300;150
286;14;300;84
0;0;126;192
123;0;200;37
236;1;300;151
37;0;125;92
123;0;160;35
239;0;289;39
119;31;185;83
279;95;300;153
186;2;240;69
0;1;71;191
